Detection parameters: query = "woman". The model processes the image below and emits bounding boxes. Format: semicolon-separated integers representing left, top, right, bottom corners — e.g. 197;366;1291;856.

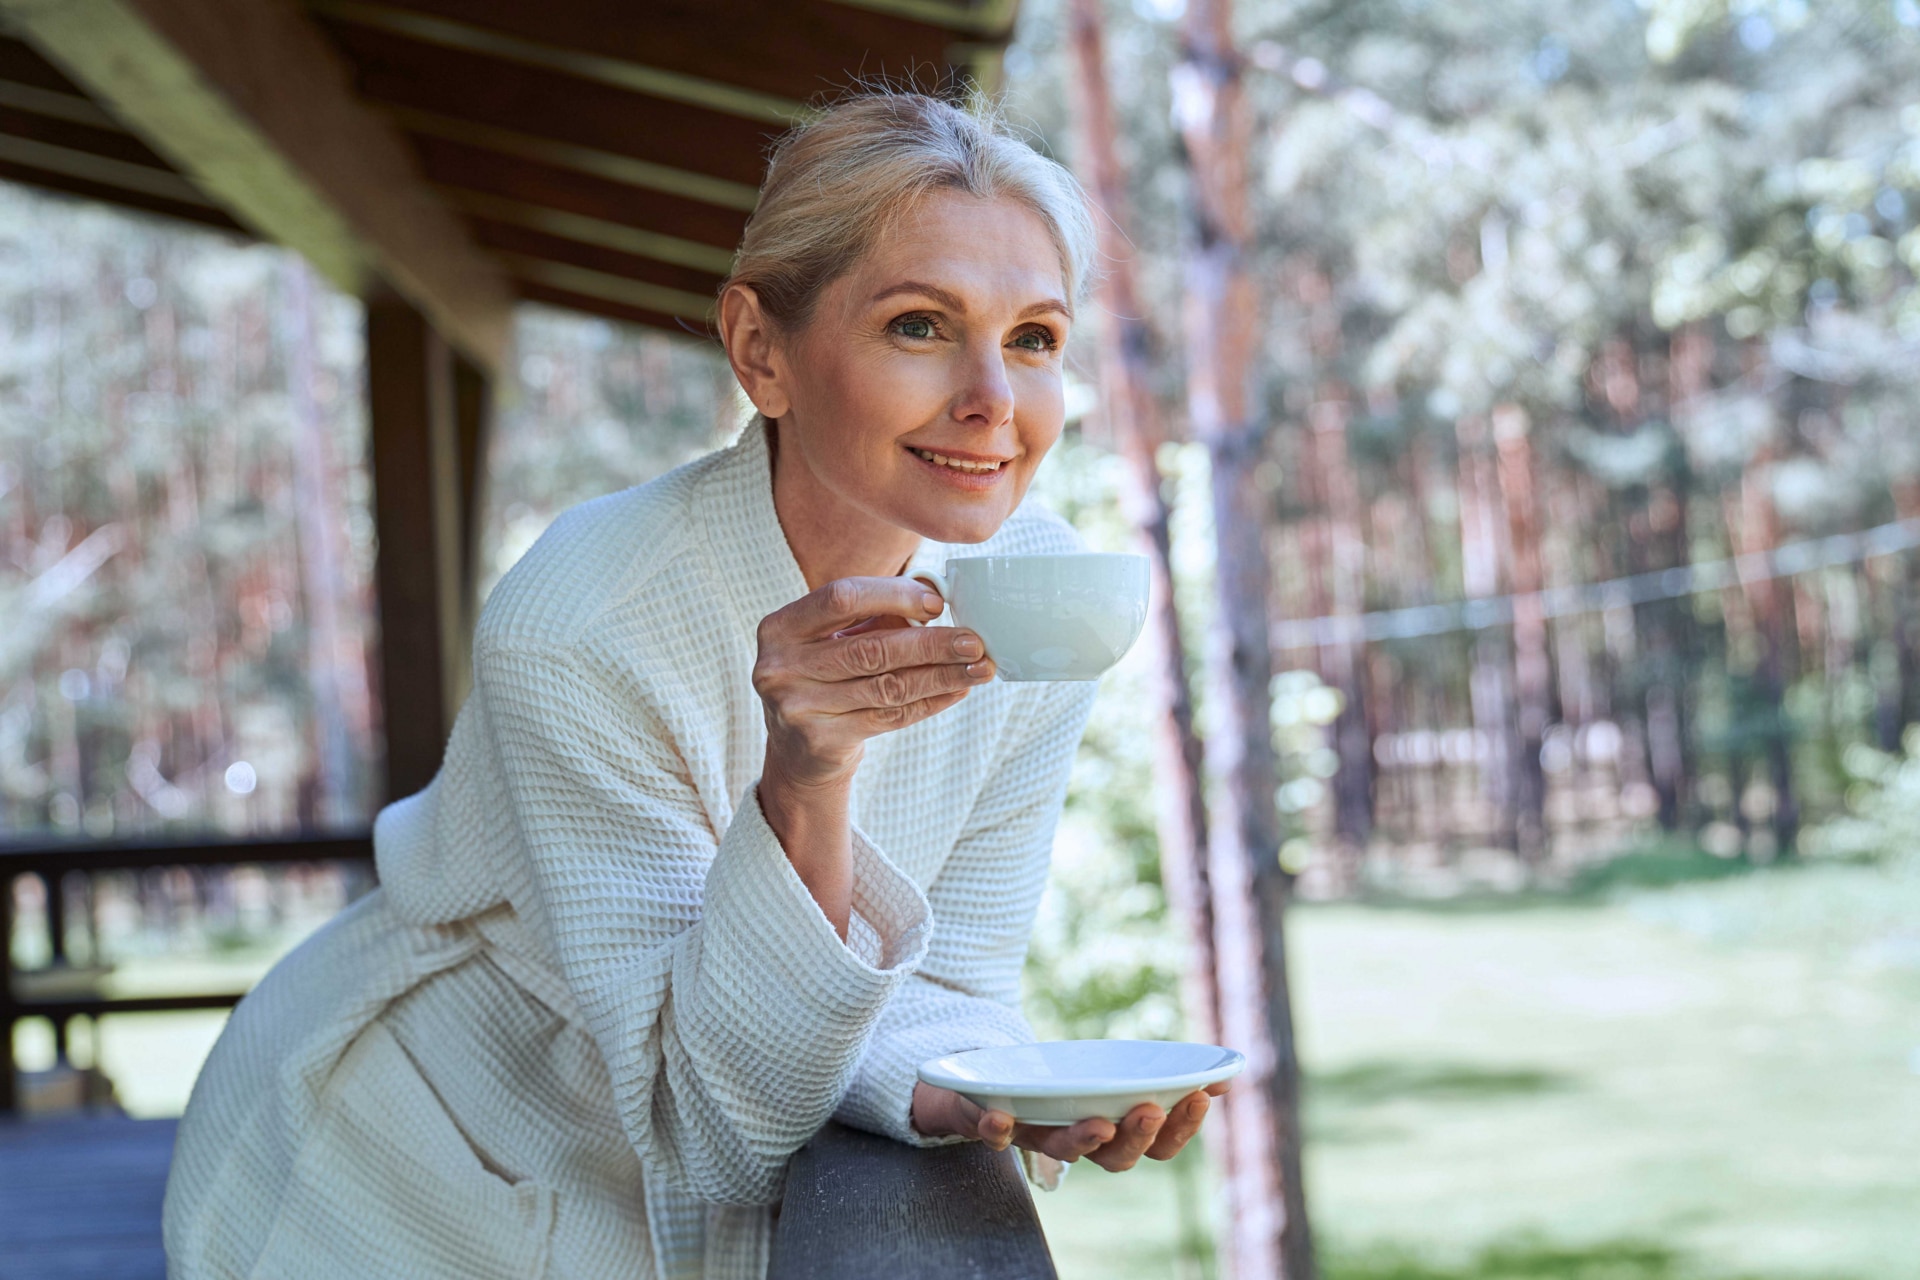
164;90;1221;1279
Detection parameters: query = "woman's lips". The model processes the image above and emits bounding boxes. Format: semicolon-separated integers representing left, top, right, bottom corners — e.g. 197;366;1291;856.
905;445;1012;489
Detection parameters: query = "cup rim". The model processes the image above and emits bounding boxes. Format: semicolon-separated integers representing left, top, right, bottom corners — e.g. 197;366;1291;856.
943;552;1147;566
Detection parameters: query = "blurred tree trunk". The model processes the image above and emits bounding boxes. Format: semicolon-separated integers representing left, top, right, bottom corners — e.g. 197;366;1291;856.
1065;0;1220;1049
1173;4;1316;1277
1731;444;1800;854
1454;413;1519;852
1308;394;1374;874
1491;404;1550;865
1882;477;1920;749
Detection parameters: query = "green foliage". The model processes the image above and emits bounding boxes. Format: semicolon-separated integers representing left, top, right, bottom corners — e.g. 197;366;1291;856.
1797;725;1920;865
1564;837;1763;893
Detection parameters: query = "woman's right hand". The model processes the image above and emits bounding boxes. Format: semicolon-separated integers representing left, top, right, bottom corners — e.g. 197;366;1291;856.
753;576;994;790
750;576;994;935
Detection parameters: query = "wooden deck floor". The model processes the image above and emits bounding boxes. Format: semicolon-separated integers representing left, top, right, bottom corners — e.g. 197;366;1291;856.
0;1113;174;1280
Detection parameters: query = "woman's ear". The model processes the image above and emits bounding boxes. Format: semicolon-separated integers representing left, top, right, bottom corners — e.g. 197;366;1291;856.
718;284;792;421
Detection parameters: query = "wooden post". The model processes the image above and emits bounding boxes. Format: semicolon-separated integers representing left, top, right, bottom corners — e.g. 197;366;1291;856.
1174;1;1316;1275
366;292;489;804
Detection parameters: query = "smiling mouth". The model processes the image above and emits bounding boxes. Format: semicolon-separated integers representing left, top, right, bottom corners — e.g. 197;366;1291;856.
909;447;1007;475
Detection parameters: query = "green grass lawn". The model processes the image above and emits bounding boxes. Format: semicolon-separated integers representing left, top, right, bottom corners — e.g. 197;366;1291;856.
1035;860;1920;1280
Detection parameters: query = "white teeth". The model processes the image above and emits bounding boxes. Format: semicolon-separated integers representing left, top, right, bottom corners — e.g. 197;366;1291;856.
912;447;1003;474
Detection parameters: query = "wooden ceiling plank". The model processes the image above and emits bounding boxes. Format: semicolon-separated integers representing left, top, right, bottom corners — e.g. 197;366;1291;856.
516;279;697;339
303;0;963;109
390;107;759;213
444;189;733;277
0;132;212;203
410;134;746;252
818;0;1017;37
317;20;778;190
0;155;244;229
465;218;724;297
309;1;805;126
0;78;122;128
0;103;178;170
0;34;85;94
497;253;716;322
0;0;514;370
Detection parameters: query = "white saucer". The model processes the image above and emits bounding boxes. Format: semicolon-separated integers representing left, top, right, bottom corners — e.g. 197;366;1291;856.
917;1040;1245;1126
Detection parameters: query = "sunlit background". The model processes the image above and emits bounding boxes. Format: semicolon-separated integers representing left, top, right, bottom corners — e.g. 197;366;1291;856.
6;0;1920;1277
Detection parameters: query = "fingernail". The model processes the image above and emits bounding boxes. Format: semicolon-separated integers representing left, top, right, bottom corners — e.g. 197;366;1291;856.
967;662;994;681
954;634;982;658
921;591;944;611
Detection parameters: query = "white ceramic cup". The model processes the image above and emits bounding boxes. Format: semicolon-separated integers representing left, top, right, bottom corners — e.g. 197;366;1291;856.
911;553;1150;681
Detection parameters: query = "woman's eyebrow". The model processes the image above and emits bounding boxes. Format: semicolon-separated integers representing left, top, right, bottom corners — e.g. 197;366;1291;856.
871;280;966;310
869;280;1071;321
1018;298;1073;321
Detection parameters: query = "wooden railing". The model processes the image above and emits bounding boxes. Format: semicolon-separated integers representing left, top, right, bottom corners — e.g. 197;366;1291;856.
770;1121;1057;1279
0;831;373;1114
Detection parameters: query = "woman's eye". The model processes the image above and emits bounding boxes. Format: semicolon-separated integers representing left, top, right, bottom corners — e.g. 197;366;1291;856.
894;317;936;340
1012;328;1058;352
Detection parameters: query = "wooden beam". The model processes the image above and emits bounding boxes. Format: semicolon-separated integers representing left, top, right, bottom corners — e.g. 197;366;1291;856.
516;280;700;339
449;191;734;275
498;255;714;323
308;0;804;126
820;0;1018;38
0;103;185;176
316;20;778;189
410;134;746;251
467;218;725;298
305;0;962;112
390;106;759;212
0;0;514;370
366;292;471;801
0;831;372;874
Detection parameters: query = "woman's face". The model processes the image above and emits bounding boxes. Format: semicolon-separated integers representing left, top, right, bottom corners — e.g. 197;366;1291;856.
737;192;1073;546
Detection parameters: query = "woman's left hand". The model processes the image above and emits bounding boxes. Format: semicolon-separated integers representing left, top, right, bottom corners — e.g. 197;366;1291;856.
909;1079;1230;1172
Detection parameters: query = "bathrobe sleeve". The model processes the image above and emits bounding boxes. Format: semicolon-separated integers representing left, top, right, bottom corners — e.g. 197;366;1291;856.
833;679;1097;1149
476;641;933;1207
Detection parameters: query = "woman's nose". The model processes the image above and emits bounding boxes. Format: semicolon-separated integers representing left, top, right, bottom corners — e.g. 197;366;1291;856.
947;340;1015;428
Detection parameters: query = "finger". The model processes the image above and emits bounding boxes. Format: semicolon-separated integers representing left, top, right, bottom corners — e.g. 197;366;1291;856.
831;613;915;638
1146;1091;1210;1161
805;625;985;683
844;687;974;735
975;1109;1016;1152
777;577;947;639
803;658;994;714
1024;1117;1115;1164
1204;1079;1233;1097
1089;1105;1165;1173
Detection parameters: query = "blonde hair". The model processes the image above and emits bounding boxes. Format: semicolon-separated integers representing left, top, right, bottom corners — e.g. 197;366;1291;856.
720;88;1098;336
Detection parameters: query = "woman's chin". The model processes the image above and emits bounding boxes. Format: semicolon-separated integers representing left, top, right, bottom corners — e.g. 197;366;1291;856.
895;502;1012;547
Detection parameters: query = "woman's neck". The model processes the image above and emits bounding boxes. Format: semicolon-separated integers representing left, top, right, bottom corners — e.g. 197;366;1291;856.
768;418;922;590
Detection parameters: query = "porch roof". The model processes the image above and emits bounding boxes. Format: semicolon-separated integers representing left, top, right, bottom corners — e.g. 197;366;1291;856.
0;0;1019;365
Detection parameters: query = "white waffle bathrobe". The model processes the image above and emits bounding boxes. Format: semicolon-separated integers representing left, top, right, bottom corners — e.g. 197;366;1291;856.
162;422;1095;1279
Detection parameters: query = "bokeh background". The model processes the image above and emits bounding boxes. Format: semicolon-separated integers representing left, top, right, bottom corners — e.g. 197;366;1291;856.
5;1;1920;1277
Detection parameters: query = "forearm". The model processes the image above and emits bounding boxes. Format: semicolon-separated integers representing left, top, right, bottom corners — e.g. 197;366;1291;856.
756;756;855;939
